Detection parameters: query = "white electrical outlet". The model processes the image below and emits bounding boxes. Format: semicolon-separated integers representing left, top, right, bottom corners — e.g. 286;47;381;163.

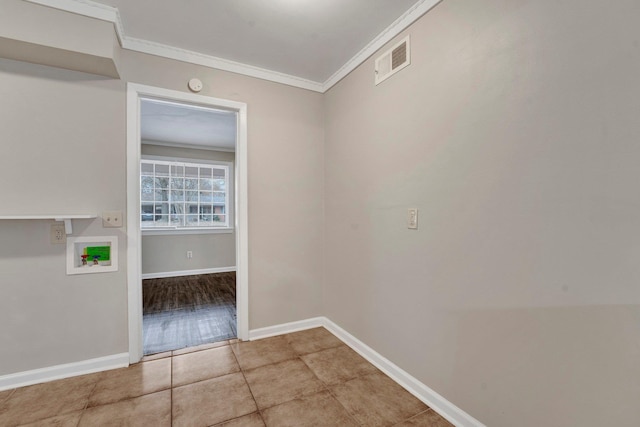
50;223;66;244
187;251;193;259
102;211;123;228
408;208;418;229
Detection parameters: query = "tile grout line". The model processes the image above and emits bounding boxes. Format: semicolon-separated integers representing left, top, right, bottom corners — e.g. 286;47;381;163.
229;343;264;425
295;354;364;425
323;383;364;426
295;353;332;400
257;335;361;423
391;408;444;427
296;343;390;427
232;339;317;410
0;388;16;406
289;332;364;425
170;371;240;390
290;331;412;426
75;377;100;427
235;337;339;419
5;329;435;427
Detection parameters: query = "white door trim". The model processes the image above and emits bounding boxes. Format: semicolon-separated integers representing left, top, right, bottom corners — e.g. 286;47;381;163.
126;83;249;363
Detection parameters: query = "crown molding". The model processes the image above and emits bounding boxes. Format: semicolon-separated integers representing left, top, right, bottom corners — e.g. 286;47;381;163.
321;0;443;91
24;0;323;92
24;0;442;93
121;36;324;92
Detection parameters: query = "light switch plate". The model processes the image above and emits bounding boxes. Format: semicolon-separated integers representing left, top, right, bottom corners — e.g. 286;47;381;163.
408;208;418;229
102;211;123;228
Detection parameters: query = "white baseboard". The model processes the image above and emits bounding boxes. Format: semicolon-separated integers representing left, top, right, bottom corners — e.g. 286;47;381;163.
141;266;236;280
249;317;325;341
249;316;484;427
0;353;129;392
322;318;485;427
3;316;482;427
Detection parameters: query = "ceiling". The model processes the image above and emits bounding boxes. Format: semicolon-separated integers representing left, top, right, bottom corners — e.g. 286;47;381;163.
141;99;237;151
85;0;431;88
99;0;416;82
32;0;440;147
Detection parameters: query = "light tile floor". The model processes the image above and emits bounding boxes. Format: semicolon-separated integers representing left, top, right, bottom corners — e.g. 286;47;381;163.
0;328;453;427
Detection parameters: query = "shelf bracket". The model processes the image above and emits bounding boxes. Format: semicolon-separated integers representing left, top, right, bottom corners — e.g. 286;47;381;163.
55;218;73;235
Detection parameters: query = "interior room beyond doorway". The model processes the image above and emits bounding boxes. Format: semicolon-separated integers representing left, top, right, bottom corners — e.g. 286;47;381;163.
139;98;238;355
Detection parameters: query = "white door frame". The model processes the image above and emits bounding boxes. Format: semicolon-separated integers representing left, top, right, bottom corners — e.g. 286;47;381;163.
126;83;249;363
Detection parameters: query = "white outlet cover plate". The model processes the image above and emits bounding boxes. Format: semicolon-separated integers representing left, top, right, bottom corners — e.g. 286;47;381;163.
50;223;67;244
103;211;123;228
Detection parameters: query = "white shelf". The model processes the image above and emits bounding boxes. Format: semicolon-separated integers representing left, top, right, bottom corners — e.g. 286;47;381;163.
0;214;97;234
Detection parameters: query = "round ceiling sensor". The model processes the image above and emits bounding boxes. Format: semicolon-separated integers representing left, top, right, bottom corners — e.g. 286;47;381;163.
188;78;203;92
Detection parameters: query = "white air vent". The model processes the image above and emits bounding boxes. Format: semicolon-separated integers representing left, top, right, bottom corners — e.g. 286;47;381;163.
375;35;411;85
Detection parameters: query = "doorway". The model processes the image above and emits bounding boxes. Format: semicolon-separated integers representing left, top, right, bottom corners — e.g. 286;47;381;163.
126;84;248;363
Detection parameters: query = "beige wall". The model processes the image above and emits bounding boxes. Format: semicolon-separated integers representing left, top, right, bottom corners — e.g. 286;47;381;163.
122;49;326;327
0;58;128;375
323;0;640;426
0;11;325;376
0;0;120;77
3;1;640;424
142;233;236;275
140;144;236;274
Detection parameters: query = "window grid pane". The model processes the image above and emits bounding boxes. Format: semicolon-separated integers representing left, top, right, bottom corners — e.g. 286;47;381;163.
141;159;228;229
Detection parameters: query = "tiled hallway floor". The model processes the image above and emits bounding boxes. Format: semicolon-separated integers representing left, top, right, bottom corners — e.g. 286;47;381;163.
0;328;453;427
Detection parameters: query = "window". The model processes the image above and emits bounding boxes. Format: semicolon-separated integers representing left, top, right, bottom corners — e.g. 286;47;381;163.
140;159;230;230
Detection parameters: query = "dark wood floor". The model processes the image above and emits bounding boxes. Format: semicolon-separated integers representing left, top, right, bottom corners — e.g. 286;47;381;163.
142;272;236;355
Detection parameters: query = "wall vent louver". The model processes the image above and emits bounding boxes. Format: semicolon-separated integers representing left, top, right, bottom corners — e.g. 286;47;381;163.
374;35;411;85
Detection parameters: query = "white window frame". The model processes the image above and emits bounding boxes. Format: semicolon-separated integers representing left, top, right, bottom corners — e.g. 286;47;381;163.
140;155;234;235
